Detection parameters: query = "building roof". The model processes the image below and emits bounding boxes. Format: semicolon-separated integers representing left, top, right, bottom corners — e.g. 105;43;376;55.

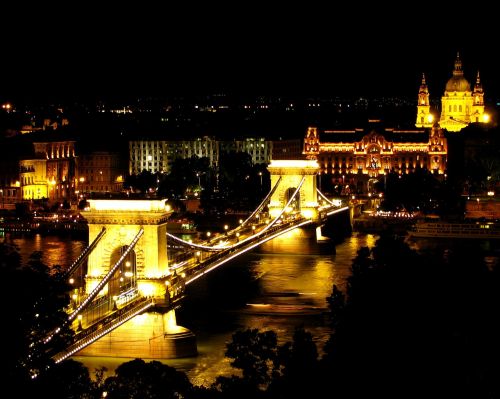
445;53;471;92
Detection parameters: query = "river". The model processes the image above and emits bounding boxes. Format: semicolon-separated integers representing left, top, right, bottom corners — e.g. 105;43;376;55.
1;231;376;386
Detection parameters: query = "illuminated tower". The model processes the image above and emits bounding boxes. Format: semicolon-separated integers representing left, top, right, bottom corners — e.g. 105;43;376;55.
471;71;486;121
439;53;487;132
415;73;434;128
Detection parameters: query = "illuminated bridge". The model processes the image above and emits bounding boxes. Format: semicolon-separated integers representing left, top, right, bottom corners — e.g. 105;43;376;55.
46;160;350;363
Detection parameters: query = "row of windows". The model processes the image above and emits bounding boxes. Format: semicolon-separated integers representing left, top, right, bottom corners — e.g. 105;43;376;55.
448;104;469;113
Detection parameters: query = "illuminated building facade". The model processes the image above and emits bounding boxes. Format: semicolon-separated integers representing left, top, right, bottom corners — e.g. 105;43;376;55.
19;141;77;201
416;54;487;132
415;74;434;128
303;124;447;193
77;152;124;195
129;137;272;175
19;159;48;200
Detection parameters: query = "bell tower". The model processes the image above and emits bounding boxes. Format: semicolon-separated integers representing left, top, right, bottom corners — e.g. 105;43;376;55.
416;73;433;128
471;71;486;122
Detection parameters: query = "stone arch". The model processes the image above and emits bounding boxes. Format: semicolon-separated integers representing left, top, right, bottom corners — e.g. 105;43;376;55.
108;245;137;297
284;187;300;212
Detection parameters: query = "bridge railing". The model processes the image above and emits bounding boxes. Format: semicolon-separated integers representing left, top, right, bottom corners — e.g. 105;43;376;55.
52;296;155;364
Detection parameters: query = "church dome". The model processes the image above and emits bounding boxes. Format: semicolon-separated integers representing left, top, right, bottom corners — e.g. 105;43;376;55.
445;76;470;92
445;53;470;92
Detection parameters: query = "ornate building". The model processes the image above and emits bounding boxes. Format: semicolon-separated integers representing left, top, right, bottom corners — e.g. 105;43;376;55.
303;123;447;193
416;54;487;132
415;74;434;128
19;141;77;202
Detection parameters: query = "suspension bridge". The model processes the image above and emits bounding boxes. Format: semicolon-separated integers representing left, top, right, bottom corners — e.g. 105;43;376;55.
43;160;350;363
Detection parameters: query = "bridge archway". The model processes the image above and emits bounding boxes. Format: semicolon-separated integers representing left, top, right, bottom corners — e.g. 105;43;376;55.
84;199;171;301
75;199;196;360
284;187;300;212
267;160;319;221
108;246;137;297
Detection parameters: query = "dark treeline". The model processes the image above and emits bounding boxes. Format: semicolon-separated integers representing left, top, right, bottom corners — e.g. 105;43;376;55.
2;234;499;398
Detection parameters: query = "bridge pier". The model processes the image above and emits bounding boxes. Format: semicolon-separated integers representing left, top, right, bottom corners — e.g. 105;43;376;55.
73;199;197;360
76;309;197;359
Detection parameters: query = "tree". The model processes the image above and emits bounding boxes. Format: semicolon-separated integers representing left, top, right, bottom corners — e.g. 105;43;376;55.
103;358;193;399
0;243;73;392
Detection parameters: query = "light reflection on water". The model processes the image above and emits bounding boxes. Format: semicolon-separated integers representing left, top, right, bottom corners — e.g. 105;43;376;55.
0;233;86;268
3;230;378;387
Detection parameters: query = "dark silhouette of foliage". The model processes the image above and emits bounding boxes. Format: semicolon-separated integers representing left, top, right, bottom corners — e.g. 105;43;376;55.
103;358;192;399
0;243;72;385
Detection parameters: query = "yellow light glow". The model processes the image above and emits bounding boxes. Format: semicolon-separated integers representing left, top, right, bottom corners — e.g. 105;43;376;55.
268;159;319;169
301;209;315;219
482;113;490;123
86;199;169;212
426;114;434;123
138;282;154;297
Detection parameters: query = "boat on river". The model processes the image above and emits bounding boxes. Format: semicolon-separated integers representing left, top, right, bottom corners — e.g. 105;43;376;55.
408;220;500;239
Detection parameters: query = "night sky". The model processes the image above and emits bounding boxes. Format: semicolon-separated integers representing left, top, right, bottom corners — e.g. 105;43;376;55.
1;6;498;101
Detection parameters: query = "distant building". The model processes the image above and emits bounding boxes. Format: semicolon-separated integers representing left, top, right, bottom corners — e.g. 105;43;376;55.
416;54;488;132
19;141;77;202
415;74;434;128
129;137;271;175
19;158;48;200
272;139;303;160
77;151;124;195
219;138;272;165
303;123;447;193
129;138;219;175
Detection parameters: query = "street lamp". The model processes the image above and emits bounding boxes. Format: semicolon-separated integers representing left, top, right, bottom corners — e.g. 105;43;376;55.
258;171;263;188
196;172;201;189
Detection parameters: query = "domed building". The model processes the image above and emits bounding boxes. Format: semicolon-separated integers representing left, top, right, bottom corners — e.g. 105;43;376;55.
416;54;487;132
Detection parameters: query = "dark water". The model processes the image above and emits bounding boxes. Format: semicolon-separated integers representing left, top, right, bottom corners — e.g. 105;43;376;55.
4;230;499;386
1;229;378;386
0;232;86;267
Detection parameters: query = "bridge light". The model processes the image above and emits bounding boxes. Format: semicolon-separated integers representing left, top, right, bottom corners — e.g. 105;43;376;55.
124;271;133;278
125;261;131;267
206;231;211;238
69;278;74;284
239;219;243;224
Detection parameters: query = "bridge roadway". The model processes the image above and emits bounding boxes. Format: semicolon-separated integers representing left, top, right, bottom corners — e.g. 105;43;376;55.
51;203;348;363
168;203;348;287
